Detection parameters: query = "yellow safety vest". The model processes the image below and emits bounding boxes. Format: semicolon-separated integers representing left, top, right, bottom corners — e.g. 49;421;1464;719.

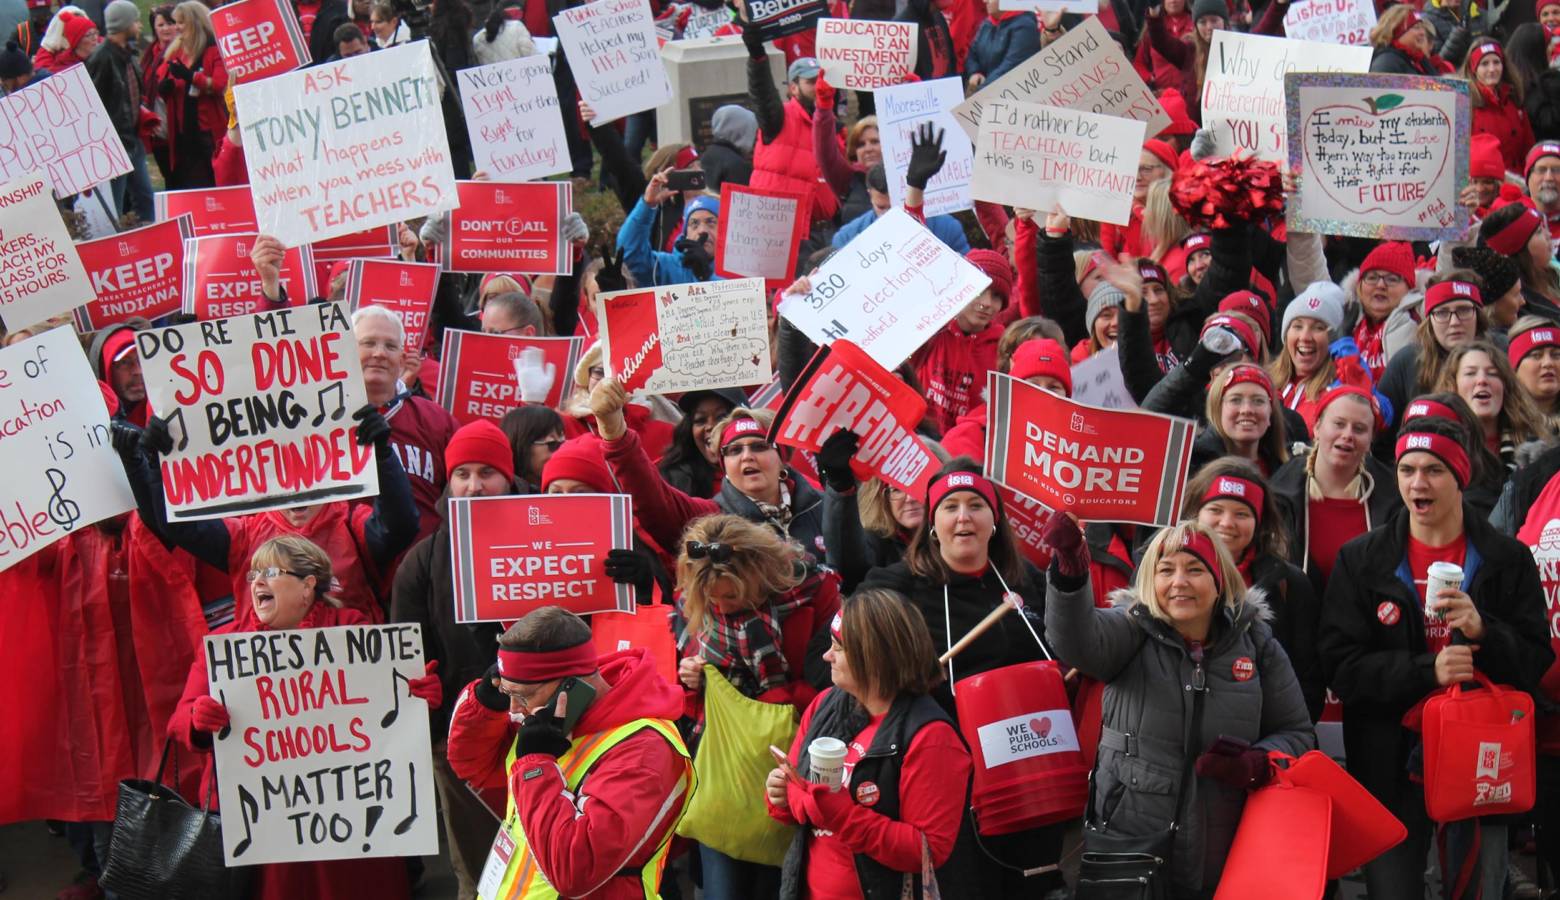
478;718;693;900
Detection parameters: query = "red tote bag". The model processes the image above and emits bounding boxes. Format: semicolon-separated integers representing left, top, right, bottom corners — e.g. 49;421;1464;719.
591;606;679;688
1214;774;1332;900
1421;672;1536;822
1281;750;1407;879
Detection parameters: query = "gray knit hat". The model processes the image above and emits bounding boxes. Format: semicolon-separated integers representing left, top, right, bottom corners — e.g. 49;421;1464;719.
1283;282;1345;336
104;0;138;35
1086;282;1126;336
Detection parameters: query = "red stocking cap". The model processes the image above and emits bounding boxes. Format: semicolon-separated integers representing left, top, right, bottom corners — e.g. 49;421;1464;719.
1486;206;1543;255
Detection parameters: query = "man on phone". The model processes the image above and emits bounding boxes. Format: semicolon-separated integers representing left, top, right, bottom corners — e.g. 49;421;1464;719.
447;606;694;899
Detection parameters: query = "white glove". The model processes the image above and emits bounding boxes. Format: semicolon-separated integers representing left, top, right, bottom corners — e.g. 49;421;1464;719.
514;347;557;404
561;212;589;245
1190;127;1219;162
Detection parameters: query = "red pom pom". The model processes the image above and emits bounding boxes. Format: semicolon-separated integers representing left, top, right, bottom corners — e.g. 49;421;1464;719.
1170;154;1286;230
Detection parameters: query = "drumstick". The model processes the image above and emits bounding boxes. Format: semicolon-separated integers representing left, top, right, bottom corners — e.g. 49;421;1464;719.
939;602;1014;665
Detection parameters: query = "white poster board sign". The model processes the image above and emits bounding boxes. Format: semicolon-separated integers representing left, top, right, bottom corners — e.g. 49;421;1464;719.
598;278;772;394
1284;0;1376;46
971;100;1144;225
458;55;571;182
777;208;991;369
878;78;972;217
0;66;132;197
554;0;672;125
1201;31;1371;161
205;623;438;865
0;173;93;329
234;40;458;247
1070;345;1135;409
815;19;918;90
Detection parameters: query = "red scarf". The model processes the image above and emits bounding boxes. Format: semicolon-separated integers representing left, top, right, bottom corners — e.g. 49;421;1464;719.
1353;316;1386;380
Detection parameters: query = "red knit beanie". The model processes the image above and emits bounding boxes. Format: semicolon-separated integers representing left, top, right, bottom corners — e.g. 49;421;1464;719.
62;12;95;49
541;434;615;492
1008;338;1073;396
965;249;1014;305
1143;138;1179;172
445;420;515;481
1218;291;1271;342
1527;141;1560;179
1469;133;1505;180
1358;241;1416;286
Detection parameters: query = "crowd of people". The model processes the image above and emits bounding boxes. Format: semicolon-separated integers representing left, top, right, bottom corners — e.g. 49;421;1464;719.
8;0;1560;896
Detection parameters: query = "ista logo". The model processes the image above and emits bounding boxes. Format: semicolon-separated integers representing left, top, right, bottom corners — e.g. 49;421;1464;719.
948;473;974;487
1217;478;1245;496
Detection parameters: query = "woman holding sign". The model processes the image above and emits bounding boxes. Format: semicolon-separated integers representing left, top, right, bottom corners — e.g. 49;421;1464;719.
155;1;226;190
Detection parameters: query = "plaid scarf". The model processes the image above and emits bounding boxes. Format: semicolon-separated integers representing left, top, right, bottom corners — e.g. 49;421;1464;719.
676;564;820;699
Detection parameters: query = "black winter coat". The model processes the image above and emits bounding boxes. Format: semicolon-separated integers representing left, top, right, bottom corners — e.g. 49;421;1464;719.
1249;552;1325;721
700;139;752;192
1369;44;1443;76
822;486;907;592
1035;231;1090;349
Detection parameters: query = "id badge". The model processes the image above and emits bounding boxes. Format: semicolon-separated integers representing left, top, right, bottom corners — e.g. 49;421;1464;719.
477;823;518;899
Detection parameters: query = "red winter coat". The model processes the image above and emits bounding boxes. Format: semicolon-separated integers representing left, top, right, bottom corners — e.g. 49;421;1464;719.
213;133;247;186
752;98;840;224
446;648;691;900
909;320;1002;435
938;403;987;463
1473;83;1534;174
157;44;228;171
224;503;385;628
167;603;411;900
1134;9;1192;91
562;402;676;463
33;44;80;72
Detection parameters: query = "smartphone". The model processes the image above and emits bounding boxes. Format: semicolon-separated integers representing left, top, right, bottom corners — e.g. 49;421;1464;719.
770;744;804;784
548;676;597;735
665;168;707;192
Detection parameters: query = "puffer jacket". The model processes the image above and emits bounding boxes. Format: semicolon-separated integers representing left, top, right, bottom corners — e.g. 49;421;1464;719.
749;58;839;224
963;11;1038;84
1045;580;1316;893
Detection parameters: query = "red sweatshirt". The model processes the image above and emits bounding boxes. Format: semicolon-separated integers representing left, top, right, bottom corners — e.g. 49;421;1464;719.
910;320;1002;435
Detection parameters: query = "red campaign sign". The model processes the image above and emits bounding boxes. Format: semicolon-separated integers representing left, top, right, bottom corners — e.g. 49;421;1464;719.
309;225;398;292
441;181;573;276
210;0;311;84
598;288;661;394
770;339;937;497
154;186;258;235
714;183;808;281
346;259;440;353
182;234;316;320
72;214;194;330
437;329;583;425
449;493;635;622
1001;485;1054;571
984;372;1196;527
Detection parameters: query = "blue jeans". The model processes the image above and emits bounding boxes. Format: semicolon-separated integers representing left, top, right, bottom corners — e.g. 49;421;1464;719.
698;845;778;900
110;139;154;224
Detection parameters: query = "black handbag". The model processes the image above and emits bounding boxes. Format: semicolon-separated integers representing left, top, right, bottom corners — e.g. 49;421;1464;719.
100;740;251;900
1075;668;1206;900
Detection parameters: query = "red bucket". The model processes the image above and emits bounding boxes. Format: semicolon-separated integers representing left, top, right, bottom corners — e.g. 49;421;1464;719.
955;660;1089;835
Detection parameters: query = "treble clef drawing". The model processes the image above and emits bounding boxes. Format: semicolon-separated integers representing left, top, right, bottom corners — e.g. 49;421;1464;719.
45;468;81;531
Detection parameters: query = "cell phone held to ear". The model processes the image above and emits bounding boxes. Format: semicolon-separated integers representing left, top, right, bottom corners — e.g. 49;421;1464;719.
665;168;707;192
550;676;597;735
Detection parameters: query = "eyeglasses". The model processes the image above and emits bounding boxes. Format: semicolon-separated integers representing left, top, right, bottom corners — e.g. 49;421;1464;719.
721;439;773;458
1429;305;1477;324
246;566;306;583
1361;272;1405;287
532;438;564;451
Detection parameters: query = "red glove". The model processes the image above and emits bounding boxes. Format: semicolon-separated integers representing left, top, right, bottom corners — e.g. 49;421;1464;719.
408;660;442;710
814;76;836;115
1039;511;1089;579
192;695;230;734
798;780;855;831
1194;747;1273;790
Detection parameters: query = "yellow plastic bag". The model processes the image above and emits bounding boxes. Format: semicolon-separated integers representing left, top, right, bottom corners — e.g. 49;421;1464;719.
674;664;799;866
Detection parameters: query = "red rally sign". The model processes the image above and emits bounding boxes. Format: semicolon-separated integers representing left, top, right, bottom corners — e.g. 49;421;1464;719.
155;186;258;235
436;329;583;425
440;181;573;276
210;0;311;84
449;493;635;622
346;258;440;352
182;234;315;320
73;214;194;330
984;372;1196;527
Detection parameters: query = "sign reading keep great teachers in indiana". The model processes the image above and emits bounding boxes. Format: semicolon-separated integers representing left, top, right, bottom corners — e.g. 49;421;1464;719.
73;215;194;331
211;0;311;83
598;278;771;394
136;302;379;521
971;100;1144;225
457;55;571;182
0;173;94;329
554;0;672;126
0;66;131;197
234;40;458;248
1201;31;1371;162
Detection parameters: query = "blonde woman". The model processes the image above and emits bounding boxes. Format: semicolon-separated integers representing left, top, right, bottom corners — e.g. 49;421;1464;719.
1197;363;1290;474
156;0;225;188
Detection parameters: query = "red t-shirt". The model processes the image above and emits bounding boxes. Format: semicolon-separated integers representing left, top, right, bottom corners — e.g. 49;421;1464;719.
1307;496;1368;583
1408;533;1467;657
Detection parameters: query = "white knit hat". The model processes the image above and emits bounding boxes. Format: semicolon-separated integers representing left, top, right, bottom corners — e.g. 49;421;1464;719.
1283;282;1345;336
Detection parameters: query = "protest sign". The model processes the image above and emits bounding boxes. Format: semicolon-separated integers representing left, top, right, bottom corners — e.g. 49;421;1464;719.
656;3;732;40
0;327;135;572
0;173;93;329
554;0;672;125
204;623;437;865
308;225;398;296
878;78;973;217
211;0;311;83
449;494;635;622
971;99;1143;225
234;40;458;247
136;302;379;521
1286;72;1470;241
744;0;829;42
1069;345;1135;410
1284;0;1376;46
441;181;573;276
437;330;583;423
777;208;990;369
952;18;1168;142
770;339;937;497
714;183;807;280
182;234;316;320
598;278;770;394
984;372;1195;526
345;259;440;352
816;19;917;90
155;186;259;235
1001;485;1055;569
0;66;131;197
458;55;571;182
73;215;194;331
1201;31;1371;161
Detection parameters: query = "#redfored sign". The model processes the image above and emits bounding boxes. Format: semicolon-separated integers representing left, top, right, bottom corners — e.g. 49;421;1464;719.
984;372;1195;526
440;181;572;276
182;234;315;320
73;214;194;330
346;259;439;352
436;329;583;424
154;186;258;235
211;0;311;84
770;340;937;497
715;183;808;281
449;493;635;622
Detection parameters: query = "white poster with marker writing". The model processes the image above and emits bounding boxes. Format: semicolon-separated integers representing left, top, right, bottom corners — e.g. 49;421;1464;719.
0;173;94;329
970;100;1144;225
1284;0;1376;46
1201;31;1371;162
554;0;672;126
458;55;571;182
0;66;132;197
877;78;972;217
816;19;918;90
598;278;772;394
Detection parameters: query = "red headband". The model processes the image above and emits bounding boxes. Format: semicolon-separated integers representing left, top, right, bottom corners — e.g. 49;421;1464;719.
1392;9;1425;41
1316;384;1383;431
1138;263;1168;286
1511;327;1560;367
1423;280;1482;316
1171;530;1224;594
1468;42;1502;71
719;416;765;450
1202;475;1264;521
1402;398;1460;424
1182;233;1212;256
1487;206;1543;255
1395;430;1471;489
926;470;999;516
830;610;843;642
1223;362;1275;401
497;642;598;683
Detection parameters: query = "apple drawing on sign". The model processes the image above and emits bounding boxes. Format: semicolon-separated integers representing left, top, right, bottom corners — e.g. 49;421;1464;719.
1302;93;1451;217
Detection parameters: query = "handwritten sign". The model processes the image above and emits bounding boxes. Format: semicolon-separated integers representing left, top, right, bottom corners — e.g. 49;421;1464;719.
0;327;135;572
155;186;259;235
234;40;458;247
1069;345;1135;410
877;78;972;217
715;183;807;280
1201;31;1371;162
984;372;1195;526
458;55;571;182
598;278;770;394
211;0;311;84
0;174;93;329
441;181;573;276
971;100;1144;225
437;330;583;423
554;0;672;125
816;19;917;90
205;623;437;865
1284;0;1376;45
0;66;131;197
777;208;990;369
449;494;634;622
952;18;1168;142
1287;72;1470;241
745;0;829;42
345;259;440;353
136;302;379;521
182;234;315;320
73;215;194;331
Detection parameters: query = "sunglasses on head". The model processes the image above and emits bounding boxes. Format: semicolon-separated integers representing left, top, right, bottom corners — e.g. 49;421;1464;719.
685;540;734;563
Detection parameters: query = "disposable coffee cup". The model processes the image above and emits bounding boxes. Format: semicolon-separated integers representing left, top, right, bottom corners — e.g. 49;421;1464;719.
1425;561;1464;621
809;737;847;791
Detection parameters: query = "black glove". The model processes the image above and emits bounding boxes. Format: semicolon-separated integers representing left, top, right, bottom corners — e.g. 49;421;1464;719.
905;122;947;191
515;710;573;758
596;247;628;293
474;663;509;712
109;420;143;458
604;547;654;595
166;60;193;81
353;403;392;454
738;12;767;59
679;238;714;280
141;413;175;456
816;429;859;494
